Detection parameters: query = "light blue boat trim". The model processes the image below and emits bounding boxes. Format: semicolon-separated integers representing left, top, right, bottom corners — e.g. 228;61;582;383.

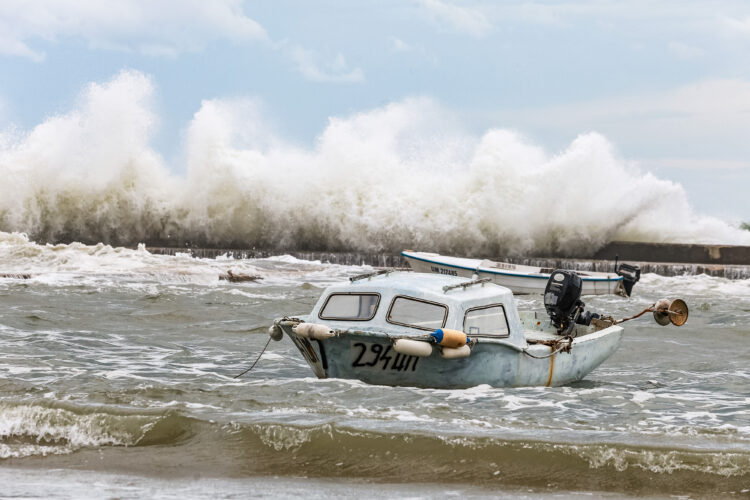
402;251;623;283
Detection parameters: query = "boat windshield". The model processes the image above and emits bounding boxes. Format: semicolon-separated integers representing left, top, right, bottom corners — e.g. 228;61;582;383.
319;293;380;321
463;305;510;337
387;296;447;331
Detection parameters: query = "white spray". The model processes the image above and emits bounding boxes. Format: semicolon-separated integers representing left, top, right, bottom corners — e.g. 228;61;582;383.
1;70;748;256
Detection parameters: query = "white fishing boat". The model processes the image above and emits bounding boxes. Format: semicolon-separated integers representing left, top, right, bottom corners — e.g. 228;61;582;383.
268;270;686;389
402;250;641;296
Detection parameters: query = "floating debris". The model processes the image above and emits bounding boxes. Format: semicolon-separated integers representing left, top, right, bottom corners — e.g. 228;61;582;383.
0;273;32;279
219;270;262;283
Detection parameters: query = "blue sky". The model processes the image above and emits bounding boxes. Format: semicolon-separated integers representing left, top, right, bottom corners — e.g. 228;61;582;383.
1;0;749;222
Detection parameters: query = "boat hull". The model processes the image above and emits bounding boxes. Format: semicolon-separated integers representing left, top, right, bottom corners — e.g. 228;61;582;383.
404;252;623;295
281;325;623;389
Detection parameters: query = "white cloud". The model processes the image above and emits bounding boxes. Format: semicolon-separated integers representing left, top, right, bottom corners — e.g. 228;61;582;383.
0;0;267;61
490;1;725;26
139;44;180;59
724;15;750;35
498;79;750;162
390;36;414;53
644;158;749;170
0;33;46;62
0;0;367;86
461;1;750;43
418;0;492;38
387;36;440;66
289;47;365;84
667;41;706;60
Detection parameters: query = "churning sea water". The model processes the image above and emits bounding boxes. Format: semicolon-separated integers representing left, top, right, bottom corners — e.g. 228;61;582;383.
0;232;748;498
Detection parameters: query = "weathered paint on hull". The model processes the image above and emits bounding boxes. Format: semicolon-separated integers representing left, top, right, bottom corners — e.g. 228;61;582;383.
406;257;620;295
515;328;623;387
281;325;623;389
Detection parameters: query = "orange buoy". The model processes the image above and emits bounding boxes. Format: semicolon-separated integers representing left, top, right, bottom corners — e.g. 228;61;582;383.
430;328;468;348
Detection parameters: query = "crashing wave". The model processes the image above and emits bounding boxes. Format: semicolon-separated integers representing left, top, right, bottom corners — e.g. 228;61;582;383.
1;70;748;256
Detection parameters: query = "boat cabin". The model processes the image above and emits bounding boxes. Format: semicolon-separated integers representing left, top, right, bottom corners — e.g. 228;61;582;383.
308;271;527;348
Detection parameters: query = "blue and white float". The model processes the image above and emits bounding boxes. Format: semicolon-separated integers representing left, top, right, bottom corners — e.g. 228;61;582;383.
269;271;687;389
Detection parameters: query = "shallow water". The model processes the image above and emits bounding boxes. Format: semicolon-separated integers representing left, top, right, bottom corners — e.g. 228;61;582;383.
0;233;748;498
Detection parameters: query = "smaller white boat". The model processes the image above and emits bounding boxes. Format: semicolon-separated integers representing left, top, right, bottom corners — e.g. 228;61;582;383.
402;250;640;296
267;270;686;389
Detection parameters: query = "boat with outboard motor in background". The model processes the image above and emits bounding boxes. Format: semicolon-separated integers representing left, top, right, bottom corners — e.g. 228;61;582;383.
402;250;641;296
269;269;686;389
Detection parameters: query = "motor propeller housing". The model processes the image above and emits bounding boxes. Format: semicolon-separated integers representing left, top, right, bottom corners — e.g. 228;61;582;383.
544;270;598;334
616;263;641;297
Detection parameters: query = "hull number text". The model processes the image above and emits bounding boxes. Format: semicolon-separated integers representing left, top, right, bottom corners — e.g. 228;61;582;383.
351;342;419;372
430;266;457;276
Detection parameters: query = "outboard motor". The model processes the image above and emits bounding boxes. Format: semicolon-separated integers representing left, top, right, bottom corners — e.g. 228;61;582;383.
544;270;599;336
616;263;641;297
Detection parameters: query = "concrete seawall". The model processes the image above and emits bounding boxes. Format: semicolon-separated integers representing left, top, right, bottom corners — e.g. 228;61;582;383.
146;244;750;279
593;241;750;266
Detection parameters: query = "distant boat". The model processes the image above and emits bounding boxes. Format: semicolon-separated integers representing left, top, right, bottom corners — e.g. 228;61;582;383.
402;250;640;296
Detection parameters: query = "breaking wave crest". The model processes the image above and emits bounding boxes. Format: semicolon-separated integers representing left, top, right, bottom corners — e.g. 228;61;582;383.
2;400;747;495
1;70;749;256
206;422;750;495
238;422;750;479
0;401;195;458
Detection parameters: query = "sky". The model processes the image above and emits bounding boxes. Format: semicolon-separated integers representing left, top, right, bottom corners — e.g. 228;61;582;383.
0;0;749;222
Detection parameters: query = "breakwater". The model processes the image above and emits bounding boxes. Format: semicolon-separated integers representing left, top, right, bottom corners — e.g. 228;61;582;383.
594;241;750;266
146;246;750;279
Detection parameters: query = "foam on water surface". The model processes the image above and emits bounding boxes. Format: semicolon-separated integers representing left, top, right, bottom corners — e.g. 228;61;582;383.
0;231;372;291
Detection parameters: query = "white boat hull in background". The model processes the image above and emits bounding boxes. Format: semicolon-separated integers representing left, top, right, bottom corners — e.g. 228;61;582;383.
402;251;626;296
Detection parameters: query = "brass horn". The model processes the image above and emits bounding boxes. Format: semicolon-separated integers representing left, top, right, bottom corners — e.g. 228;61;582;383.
652;298;689;326
614;298;689;326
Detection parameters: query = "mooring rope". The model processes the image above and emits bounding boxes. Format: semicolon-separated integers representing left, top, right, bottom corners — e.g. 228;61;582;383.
522;336;573;359
234;336;272;379
613;306;653;324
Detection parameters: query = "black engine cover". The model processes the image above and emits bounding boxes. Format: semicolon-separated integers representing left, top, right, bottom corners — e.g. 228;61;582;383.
616;263;641;297
544;270;583;331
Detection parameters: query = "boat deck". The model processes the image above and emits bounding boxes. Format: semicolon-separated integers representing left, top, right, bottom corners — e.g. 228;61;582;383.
520;310;612;343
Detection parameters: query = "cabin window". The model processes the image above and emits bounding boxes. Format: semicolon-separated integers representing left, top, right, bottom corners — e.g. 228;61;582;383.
319;293;380;321
387;296;447;330
464;305;510;337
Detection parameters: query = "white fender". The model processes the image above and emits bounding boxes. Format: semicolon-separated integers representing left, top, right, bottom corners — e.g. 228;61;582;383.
393;338;433;357
293;323;335;340
441;344;471;359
